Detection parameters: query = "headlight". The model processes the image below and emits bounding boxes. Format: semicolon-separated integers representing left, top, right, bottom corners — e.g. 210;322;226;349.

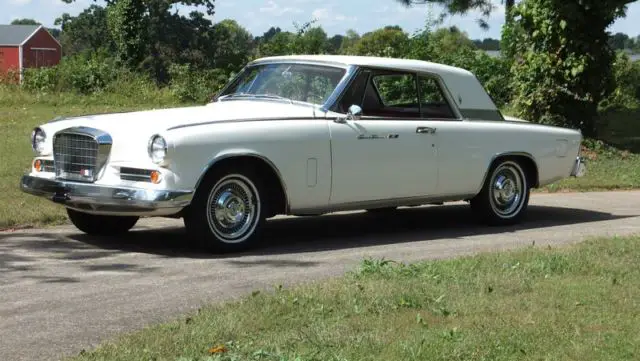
31;127;46;155
148;135;167;164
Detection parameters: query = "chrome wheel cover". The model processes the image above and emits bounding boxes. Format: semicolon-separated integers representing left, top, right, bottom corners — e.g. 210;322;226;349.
206;174;260;243
489;162;526;218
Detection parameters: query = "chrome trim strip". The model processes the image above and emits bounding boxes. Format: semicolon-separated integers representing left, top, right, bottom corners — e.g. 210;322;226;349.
192;153;291;214
320;64;358;113
166;116;319;131
292;193;476;215
20;175;192;216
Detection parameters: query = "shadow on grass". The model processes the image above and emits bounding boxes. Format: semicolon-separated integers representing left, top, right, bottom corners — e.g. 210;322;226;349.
1;204;634;266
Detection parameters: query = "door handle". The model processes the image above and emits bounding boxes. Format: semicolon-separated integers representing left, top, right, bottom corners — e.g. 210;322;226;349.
416;126;436;134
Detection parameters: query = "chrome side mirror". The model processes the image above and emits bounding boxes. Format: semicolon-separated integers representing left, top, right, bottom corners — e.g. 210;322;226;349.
347;105;362;120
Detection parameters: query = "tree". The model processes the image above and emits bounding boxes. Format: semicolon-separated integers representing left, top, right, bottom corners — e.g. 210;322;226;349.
62;0;216;81
395;0;518;25
210;19;253;71
343;26;410;57
503;0;635;137
11;18;61;39
10;18;39;25
609;32;630;50
55;5;114;55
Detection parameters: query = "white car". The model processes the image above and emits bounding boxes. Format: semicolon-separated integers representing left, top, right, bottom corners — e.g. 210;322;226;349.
21;55;586;252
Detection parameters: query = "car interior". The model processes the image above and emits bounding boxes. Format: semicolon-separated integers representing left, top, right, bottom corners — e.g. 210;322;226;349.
336;68;456;119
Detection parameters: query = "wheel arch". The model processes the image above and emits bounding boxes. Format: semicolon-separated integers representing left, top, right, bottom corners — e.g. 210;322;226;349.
475;152;540;195
192;151;290;216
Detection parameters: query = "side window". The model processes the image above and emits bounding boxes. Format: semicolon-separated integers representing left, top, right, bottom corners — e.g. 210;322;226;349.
418;76;456;119
368;72;420;118
373;73;418;107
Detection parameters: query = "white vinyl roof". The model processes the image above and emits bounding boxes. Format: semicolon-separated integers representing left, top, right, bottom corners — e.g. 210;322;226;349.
252;54;496;112
251;54;474;78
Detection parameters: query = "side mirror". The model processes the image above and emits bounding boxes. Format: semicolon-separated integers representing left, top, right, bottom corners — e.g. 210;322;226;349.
347;104;362;120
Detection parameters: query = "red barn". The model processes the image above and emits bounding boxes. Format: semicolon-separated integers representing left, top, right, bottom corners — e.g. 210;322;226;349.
0;24;61;83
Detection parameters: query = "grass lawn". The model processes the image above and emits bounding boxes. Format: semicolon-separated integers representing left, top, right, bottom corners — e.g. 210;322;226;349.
1;90;639;229
65;235;640;361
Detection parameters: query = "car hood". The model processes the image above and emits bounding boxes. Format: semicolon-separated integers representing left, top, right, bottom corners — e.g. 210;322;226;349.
40;100;322;141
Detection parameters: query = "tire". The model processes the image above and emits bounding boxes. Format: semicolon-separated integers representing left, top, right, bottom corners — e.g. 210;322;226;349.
470;159;530;226
184;165;267;253
67;208;139;236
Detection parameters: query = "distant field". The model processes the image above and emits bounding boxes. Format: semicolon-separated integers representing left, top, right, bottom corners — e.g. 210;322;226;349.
1;89;638;229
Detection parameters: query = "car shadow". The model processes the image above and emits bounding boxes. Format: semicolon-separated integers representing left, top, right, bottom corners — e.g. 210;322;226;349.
19;203;630;259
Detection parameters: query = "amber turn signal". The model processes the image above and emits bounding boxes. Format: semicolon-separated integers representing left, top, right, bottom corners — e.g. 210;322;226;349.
33;159;42;172
150;170;161;184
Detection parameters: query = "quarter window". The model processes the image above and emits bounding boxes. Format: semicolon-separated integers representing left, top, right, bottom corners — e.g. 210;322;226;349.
418;76;456;119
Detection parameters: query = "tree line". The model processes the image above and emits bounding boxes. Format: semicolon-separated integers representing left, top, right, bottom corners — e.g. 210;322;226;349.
5;0;640;138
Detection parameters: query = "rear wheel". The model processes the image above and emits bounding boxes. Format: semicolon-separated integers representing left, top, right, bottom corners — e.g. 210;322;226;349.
67;208;139;235
184;165;267;253
470;159;530;225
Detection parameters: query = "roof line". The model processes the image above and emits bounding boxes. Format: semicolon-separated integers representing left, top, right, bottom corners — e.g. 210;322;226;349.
19;25;62;48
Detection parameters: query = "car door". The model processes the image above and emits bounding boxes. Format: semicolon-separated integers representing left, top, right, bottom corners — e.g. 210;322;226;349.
328;69;439;206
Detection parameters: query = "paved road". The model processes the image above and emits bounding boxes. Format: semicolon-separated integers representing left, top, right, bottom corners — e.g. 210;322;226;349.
1;191;639;361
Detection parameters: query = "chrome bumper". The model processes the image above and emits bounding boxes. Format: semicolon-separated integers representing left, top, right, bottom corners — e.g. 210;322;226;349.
20;175;193;216
570;156;586;177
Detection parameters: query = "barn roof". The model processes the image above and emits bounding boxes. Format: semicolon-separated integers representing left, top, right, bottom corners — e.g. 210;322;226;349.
0;25;41;46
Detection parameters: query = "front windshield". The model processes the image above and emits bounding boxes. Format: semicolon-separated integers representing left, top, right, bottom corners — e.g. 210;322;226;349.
217;63;347;106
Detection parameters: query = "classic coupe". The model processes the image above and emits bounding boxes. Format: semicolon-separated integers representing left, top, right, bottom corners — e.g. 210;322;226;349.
21;55;586;252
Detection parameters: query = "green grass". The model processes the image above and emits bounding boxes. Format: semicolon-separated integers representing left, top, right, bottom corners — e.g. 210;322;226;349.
540;151;640;192
0;89;639;229
65;235;640;361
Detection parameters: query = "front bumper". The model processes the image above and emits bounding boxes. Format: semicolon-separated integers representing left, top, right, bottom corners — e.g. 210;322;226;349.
20;175;193;216
570;156;586;177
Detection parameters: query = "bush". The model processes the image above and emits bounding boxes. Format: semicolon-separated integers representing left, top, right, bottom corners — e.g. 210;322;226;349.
599;51;640;112
167;64;231;103
22;51;126;94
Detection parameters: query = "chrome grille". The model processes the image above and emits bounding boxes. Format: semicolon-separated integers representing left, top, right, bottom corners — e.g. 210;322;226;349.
53;133;99;182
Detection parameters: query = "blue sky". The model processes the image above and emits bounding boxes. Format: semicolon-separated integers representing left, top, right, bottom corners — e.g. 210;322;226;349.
3;0;640;40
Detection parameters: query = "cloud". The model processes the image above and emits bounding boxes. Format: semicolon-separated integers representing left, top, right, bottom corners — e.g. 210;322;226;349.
8;0;32;5
311;6;356;25
259;0;303;16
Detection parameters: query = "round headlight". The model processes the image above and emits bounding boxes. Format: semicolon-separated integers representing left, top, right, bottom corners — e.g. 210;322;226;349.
148;135;167;164
31;127;46;154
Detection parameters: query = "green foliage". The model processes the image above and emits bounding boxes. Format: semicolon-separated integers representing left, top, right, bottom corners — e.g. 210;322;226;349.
599;51;640;111
343;26;410;57
502;0;630;136
168;64;230;103
55;5;115;56
22;51;121;94
106;0;148;69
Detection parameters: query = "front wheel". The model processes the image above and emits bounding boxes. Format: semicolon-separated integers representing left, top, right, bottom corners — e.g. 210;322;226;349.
470;159;530;225
67;208;139;235
184;166;267;253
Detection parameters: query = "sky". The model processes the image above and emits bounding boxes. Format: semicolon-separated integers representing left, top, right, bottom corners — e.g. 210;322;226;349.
2;0;640;40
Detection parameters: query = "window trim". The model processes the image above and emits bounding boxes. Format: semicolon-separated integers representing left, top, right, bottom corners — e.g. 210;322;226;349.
329;65;464;121
416;74;457;120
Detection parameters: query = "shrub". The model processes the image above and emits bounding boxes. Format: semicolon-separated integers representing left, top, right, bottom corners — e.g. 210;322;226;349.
168;64;231;103
599;51;640;112
22;51;125;94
